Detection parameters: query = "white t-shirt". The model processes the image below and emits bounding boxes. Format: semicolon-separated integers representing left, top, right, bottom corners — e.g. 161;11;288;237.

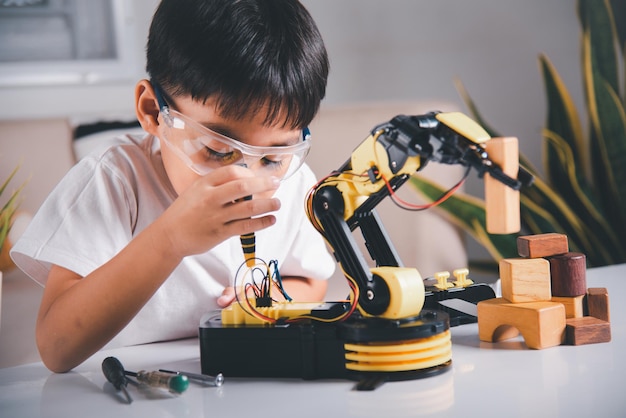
11;134;335;348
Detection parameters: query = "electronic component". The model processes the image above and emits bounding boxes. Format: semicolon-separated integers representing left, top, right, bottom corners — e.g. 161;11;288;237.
201;309;450;382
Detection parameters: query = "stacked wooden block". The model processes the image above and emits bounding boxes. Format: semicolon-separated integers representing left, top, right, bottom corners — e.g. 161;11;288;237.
477;233;611;349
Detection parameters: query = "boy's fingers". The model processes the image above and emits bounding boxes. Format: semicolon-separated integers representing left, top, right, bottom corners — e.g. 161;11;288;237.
202;169;280;204
233;213;277;233
206;165;254;184
217;287;236;308
223;198;280;230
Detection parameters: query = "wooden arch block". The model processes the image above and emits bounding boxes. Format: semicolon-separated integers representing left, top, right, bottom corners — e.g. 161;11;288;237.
477;298;566;349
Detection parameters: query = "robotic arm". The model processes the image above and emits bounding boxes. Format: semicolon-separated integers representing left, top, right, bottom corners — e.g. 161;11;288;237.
200;111;534;382
306;111;532;320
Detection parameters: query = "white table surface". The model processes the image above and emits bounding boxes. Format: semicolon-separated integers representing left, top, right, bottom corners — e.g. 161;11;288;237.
1;263;624;418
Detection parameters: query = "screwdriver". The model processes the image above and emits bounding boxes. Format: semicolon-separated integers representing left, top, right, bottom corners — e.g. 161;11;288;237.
102;356;133;404
239;195;256;267
125;369;189;394
159;369;224;386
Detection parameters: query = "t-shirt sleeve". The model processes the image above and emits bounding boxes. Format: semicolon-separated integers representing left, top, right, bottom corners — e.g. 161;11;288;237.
10;155;137;286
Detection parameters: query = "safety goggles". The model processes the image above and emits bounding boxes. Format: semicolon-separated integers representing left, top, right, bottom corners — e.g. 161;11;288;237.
153;84;311;180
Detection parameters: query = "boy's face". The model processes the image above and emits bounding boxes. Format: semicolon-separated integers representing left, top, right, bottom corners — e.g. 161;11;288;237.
155;94;306;197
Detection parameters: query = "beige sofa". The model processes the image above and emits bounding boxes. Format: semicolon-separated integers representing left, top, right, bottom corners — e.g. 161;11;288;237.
0;101;467;368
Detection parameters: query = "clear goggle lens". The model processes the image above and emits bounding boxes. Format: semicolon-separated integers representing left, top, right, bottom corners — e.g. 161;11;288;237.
160;108;310;180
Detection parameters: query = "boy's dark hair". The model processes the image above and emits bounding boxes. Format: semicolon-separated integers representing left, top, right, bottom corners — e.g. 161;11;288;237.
147;0;329;129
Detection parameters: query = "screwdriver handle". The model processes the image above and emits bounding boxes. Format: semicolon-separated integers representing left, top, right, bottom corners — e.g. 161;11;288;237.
239;195;256;267
134;370;189;394
102;356;128;390
102;356;133;404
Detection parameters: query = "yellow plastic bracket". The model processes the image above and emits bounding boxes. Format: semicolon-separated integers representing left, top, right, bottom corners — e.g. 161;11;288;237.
435;112;491;144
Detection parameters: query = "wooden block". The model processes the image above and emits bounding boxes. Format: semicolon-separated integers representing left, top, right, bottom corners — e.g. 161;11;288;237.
551;295;584;318
517;233;568;258
585;287;610;322
500;258;551;303
565;317;611;345
485;137;520;234
477;298;566;349
548;252;587;297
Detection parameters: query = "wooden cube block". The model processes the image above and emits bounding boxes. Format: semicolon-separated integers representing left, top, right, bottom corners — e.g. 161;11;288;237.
500;258;551;303
549;252;587;297
485;137;520;234
585;287;610;322
565;316;611;345
517;233;568;258
551;295;584;318
477;298;566;349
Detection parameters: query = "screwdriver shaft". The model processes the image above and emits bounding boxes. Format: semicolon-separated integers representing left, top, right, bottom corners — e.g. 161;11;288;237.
159;369;224;386
120;386;133;404
102;356;133;404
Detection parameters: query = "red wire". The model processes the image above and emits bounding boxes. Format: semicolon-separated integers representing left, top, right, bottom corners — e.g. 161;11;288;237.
381;172;466;210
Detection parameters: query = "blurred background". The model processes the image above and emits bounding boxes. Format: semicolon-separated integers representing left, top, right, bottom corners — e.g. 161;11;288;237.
0;0;582;166
0;0;583;256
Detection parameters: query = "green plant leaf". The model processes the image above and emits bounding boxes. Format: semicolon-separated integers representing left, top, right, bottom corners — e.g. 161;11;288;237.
456;79;542;179
0;164;25;254
539;55;588;191
0;165;20;199
544;128;621;249
443;0;626;267
609;0;626;52
408;175;518;261
583;29;626;242
454;79;502;138
579;0;620;93
609;0;626;104
534;55;624;264
411;169;620;267
580;0;626;227
520;178;619;265
454;78;615;264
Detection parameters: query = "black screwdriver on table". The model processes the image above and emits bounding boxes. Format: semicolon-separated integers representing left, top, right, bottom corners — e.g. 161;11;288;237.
102;356;133;404
102;356;189;404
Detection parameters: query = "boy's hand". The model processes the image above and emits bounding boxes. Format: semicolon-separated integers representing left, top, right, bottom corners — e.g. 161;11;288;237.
217;286;236;308
157;165;281;258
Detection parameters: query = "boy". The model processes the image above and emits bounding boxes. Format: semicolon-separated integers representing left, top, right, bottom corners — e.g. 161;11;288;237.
10;0;335;373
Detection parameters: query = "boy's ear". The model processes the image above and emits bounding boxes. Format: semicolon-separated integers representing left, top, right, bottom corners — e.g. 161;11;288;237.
135;79;160;136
